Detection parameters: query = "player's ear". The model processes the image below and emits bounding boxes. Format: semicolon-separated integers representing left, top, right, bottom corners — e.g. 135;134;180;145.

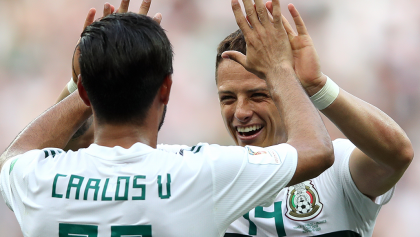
77;74;91;107
159;75;172;105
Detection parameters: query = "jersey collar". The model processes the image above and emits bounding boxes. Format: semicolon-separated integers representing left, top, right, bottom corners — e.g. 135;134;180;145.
84;142;155;161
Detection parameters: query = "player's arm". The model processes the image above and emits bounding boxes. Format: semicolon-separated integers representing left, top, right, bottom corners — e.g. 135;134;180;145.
323;89;413;198
223;0;334;186
272;3;413;198
0;92;92;173
55;0;163;151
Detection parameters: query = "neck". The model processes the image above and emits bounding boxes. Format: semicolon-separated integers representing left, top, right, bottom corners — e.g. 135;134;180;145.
93;120;158;149
91;95;165;149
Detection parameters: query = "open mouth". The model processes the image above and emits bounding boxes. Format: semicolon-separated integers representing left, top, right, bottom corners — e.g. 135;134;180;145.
237;125;263;137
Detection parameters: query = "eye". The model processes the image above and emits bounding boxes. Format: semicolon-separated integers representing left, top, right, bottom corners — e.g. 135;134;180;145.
219;95;236;105
252;93;269;101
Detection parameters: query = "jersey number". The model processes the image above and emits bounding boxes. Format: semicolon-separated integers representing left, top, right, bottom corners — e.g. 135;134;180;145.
59;223;152;237
244;201;285;236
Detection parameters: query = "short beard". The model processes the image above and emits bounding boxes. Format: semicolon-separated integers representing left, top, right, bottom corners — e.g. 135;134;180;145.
158;105;167;131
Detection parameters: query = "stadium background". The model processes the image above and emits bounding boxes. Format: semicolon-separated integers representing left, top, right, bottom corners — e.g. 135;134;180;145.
0;0;419;236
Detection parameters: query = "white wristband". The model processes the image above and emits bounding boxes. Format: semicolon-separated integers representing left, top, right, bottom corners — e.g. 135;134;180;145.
310;76;340;110
67;77;78;93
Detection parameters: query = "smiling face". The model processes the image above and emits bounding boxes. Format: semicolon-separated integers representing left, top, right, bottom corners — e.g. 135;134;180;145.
217;60;287;147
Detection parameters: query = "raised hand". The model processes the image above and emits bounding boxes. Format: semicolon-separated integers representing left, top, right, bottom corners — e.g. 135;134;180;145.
71;8;97;84
108;0;162;24
266;2;325;96
222;0;294;80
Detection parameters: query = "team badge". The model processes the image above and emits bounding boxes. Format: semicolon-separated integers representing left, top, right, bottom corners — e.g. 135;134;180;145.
285;180;323;221
246;146;281;164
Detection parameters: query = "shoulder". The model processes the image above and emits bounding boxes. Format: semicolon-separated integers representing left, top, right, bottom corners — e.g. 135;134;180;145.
2;148;65;175
6;148;69;180
332;139;356;163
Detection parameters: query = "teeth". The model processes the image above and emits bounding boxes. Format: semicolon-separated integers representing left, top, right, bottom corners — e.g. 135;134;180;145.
237;125;262;133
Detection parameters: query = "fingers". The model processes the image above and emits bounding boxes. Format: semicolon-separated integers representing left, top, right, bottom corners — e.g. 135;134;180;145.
103;3;112;17
271;0;282;28
266;1;272;13
282;15;297;37
139;0;152;15
288;3;308;35
152;13;162;25
221;51;247;68
231;0;251;35
242;0;261;27
117;0;130;13
264;2;274;23
254;0;270;25
83;8;97;30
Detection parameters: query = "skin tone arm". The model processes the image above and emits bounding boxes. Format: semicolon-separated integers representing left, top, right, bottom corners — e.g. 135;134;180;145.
267;3;414;198
0;92;92;172
223;0;334;186
55;0;162;151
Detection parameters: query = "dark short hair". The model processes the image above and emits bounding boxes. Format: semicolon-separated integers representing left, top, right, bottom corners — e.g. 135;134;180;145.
79;13;173;125
215;29;246;82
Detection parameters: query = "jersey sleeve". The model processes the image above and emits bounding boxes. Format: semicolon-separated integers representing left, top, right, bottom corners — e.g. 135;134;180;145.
199;143;297;233
0;148;64;219
0;157;16;210
333;139;395;220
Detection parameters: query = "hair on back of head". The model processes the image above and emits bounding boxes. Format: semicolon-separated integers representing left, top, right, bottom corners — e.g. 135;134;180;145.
215;29;246;82
79;13;173;125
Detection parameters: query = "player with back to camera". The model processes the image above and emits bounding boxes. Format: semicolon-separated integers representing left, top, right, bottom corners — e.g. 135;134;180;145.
0;0;334;236
215;2;414;237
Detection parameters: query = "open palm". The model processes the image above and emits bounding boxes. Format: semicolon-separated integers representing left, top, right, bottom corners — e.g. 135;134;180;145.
267;3;325;96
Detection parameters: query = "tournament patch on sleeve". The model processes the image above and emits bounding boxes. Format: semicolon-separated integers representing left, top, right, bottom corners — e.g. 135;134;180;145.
246;146;282;165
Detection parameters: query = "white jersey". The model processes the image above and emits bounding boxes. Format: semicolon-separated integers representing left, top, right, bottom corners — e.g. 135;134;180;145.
0;142;298;237
224;139;395;237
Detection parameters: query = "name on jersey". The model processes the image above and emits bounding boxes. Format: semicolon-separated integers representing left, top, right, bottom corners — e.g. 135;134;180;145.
51;173;172;201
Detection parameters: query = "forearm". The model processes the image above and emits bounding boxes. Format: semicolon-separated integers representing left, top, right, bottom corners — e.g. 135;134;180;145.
0;92;92;168
56;86;72;103
322;89;413;169
267;66;333;184
269;66;330;147
56;83;94;150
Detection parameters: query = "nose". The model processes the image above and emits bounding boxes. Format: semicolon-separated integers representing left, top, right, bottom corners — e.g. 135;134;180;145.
234;99;253;123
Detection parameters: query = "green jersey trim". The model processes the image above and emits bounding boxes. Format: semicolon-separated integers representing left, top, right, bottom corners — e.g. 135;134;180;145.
9;158;19;174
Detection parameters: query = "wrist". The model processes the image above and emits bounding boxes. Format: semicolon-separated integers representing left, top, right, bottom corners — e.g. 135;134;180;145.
305;74;328;97
310;76;340;110
265;65;296;88
67;77;78;93
266;64;295;80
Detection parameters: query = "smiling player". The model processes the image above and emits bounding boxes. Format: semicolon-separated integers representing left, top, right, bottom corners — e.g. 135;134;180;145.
216;2;413;237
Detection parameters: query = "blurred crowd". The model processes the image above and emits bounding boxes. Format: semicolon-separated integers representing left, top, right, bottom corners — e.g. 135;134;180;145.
0;0;419;236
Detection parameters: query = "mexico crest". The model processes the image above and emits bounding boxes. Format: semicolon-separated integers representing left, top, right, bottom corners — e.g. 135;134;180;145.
285;180;323;221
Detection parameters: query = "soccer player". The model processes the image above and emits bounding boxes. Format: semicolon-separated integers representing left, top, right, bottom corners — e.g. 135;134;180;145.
216;2;414;237
55;0;413;236
0;1;334;237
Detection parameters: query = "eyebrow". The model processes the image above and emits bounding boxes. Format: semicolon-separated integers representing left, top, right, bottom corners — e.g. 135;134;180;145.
218;88;269;95
247;88;270;93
